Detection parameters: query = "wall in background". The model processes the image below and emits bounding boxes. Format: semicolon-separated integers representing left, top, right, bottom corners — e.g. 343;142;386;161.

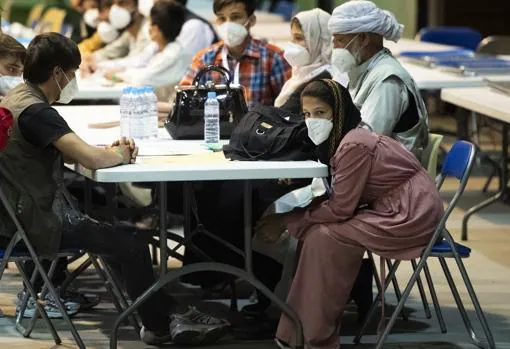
296;0;418;38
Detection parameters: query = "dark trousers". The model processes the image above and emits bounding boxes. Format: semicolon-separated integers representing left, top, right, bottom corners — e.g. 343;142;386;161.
1;215;175;332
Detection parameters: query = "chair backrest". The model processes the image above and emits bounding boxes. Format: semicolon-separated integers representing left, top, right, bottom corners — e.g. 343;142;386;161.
37;7;67;34
436;141;476;220
476;35;510;55
420;133;444;179
417;27;482;51
26;3;45;29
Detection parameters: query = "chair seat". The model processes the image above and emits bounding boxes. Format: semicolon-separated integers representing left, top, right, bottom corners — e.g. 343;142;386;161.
432;240;471;257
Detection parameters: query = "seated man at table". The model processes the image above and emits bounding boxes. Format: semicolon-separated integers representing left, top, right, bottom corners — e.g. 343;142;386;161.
179;0;291;107
101;0;191;101
328;0;429;156
80;0;151;76
0;32;228;346
0;33;26;98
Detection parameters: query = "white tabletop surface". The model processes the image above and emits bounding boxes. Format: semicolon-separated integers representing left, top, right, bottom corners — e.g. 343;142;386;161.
385;38;460;55
441;87;510;123
401;62;510;90
56;105;328;183
75;75;125;101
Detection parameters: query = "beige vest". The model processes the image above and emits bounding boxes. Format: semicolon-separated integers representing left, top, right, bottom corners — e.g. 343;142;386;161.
0;83;65;255
349;49;429;155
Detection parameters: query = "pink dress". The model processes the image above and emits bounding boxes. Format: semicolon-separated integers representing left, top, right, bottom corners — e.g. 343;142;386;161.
277;128;443;349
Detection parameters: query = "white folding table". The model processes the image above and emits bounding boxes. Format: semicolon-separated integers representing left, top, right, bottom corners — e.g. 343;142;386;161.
441;87;510;240
57;105;327;349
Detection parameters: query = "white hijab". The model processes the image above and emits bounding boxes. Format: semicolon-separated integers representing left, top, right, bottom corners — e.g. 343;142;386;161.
274;9;332;108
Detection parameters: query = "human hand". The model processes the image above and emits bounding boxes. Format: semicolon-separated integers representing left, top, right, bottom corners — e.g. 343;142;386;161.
255;214;287;243
110;137;138;164
79;55;97;77
104;70;124;82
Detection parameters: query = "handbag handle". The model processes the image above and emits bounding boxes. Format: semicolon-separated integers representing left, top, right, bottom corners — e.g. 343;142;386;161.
192;65;233;88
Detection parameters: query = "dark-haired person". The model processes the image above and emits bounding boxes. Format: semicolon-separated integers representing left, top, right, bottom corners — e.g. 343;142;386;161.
256;79;443;349
179;0;291;107
102;0;189;99
0;32;228;346
0;33;26;97
139;0;218;58
80;0;151;76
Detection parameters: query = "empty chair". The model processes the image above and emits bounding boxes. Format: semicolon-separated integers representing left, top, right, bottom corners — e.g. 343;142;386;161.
417;27;482;51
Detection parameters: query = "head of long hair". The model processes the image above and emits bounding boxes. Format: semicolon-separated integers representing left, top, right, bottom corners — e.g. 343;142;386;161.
301;79;361;160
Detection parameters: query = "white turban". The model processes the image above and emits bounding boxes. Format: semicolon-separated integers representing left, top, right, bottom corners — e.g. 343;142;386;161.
328;0;404;42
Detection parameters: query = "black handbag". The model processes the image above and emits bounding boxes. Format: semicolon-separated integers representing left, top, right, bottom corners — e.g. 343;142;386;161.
165;65;248;140
223;104;316;161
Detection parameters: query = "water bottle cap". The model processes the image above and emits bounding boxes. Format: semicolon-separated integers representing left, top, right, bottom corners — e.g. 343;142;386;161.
208;92;216;98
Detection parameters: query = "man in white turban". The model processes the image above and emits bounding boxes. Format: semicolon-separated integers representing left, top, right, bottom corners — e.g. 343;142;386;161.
328;0;429;156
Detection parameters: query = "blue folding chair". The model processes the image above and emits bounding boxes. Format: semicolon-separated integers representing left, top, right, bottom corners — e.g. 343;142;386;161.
417;27;482;51
354;141;496;349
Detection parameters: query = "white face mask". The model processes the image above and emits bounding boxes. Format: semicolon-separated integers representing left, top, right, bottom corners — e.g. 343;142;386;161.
331;34;360;73
83;8;99;28
0;75;23;95
306;118;333;145
218;20;249;47
284;42;311;68
138;0;154;17
55;70;79;104
109;5;132;29
97;21;119;43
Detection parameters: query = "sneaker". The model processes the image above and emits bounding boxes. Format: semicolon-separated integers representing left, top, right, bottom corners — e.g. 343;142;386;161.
16;290;80;319
170;306;229;345
59;287;101;310
140;326;173;345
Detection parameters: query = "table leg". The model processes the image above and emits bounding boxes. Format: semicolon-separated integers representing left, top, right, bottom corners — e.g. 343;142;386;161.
183;182;192;240
243;181;253;275
159;182;168;277
462;123;509;240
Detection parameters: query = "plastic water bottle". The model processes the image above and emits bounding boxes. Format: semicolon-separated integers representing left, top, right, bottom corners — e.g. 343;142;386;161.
204;91;220;144
130;87;146;139
144;86;159;139
119;87;131;137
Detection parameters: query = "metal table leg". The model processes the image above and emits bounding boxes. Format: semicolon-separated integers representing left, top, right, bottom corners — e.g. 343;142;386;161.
462;123;509;240
159;182;168;277
110;179;305;349
243;181;253;275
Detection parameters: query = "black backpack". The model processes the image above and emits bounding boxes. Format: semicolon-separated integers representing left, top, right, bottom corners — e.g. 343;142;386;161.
223;104;316;161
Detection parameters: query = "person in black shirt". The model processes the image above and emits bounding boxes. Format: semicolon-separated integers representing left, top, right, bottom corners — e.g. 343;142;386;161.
0;32;228;346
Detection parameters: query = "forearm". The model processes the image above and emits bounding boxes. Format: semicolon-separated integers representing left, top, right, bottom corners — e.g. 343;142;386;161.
78;146;126;170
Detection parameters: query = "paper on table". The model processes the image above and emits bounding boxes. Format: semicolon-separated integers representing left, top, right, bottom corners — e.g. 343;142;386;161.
138;151;229;164
136;141;212;156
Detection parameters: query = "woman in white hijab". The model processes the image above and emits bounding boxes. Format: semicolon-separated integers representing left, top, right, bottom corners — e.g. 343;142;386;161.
275;9;332;114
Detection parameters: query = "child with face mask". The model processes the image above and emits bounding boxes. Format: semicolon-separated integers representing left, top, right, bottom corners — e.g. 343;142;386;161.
275;8;332;115
179;0;291;107
255;79;443;349
0;34;26;98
